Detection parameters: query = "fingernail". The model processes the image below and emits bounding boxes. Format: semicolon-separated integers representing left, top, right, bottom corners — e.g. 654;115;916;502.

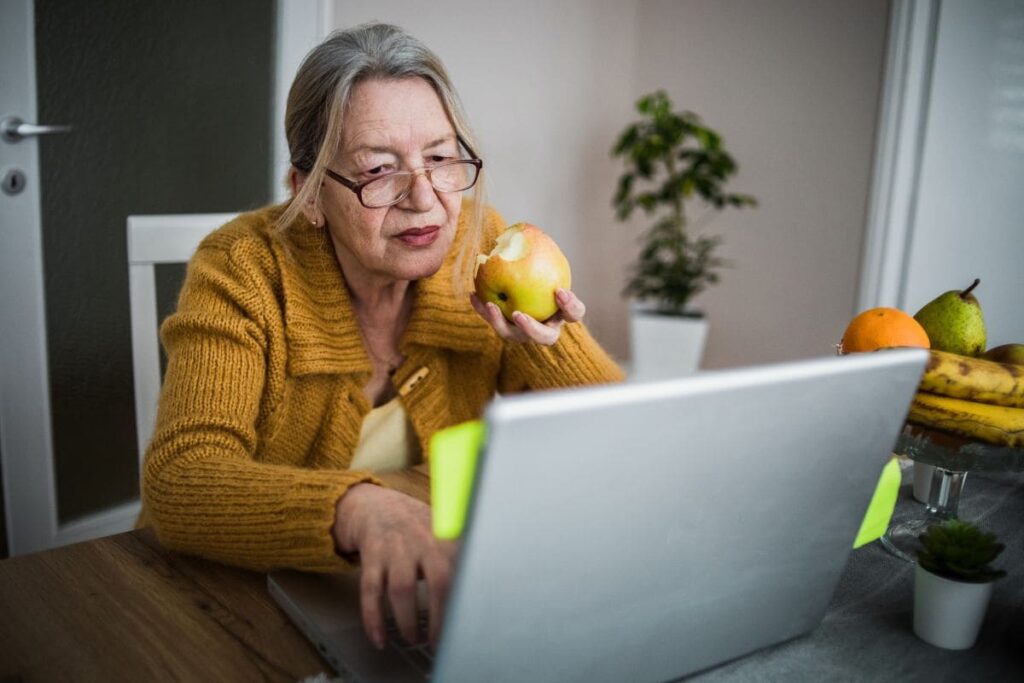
556;288;569;302
512;311;524;323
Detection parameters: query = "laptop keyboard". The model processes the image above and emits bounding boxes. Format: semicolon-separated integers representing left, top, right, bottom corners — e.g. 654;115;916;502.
385;611;435;677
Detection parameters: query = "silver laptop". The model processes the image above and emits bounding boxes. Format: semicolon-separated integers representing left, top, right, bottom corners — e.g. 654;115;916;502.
269;349;926;683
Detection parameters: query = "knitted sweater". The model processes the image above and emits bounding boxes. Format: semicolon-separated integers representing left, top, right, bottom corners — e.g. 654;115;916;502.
140;201;624;573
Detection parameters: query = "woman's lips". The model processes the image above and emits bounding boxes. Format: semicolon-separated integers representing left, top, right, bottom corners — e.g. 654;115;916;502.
395;226;440;247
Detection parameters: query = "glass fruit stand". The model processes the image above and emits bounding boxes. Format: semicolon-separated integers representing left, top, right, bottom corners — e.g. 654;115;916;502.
881;422;1024;562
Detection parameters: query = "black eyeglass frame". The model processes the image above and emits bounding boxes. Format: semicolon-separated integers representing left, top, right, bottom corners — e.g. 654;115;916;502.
323;135;483;209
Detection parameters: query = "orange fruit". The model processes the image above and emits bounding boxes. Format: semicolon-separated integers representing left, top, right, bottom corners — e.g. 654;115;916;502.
839;307;930;353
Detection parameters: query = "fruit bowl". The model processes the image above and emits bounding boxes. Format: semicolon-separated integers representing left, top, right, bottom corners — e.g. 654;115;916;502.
880;424;1024;562
896;423;1024;472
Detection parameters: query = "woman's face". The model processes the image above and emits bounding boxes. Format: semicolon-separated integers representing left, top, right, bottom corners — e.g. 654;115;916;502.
314;77;464;287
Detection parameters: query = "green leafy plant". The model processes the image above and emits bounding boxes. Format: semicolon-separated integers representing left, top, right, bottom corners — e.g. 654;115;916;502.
612;90;757;316
918;519;1006;583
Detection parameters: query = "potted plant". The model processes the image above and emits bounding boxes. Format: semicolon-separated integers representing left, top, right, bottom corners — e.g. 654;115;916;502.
611;90;756;379
914;519;1006;650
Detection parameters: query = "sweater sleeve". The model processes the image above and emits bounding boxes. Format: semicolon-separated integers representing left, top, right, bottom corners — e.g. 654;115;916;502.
141;235;375;573
498;321;625;394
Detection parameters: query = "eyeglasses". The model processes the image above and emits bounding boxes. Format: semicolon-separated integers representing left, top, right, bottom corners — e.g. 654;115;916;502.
324;159;482;209
324;135;483;209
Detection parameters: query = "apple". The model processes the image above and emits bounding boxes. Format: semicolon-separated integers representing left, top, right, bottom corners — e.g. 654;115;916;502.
474;223;571;322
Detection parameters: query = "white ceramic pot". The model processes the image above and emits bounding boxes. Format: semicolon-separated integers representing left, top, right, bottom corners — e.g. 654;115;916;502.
913;563;994;650
628;305;709;382
913;462;935;503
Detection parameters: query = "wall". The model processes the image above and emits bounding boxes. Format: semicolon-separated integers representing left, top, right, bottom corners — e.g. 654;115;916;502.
332;0;640;360
634;0;891;367
332;0;891;367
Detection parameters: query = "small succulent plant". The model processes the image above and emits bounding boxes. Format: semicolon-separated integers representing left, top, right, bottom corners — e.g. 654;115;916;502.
918;519;1006;583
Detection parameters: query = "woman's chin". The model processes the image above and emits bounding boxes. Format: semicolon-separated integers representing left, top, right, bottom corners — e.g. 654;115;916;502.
388;234;453;280
387;250;447;282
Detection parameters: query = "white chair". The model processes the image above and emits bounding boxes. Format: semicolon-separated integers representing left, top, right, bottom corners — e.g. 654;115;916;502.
127;213;237;467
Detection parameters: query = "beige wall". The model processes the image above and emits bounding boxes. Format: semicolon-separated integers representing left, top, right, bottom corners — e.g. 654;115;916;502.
333;0;891;367
634;0;891;367
333;0;640;360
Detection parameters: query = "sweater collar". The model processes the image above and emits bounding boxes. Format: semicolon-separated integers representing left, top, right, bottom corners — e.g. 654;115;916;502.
274;203;493;376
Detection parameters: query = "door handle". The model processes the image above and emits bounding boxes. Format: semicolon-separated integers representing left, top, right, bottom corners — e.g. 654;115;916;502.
2;116;73;143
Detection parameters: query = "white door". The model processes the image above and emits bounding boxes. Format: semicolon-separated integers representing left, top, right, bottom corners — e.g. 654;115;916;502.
0;0;330;556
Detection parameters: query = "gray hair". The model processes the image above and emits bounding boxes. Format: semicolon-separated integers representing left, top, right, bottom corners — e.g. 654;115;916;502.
280;22;486;284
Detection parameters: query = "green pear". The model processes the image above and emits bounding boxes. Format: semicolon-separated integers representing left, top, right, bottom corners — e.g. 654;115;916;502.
913;278;987;356
982;343;1024;366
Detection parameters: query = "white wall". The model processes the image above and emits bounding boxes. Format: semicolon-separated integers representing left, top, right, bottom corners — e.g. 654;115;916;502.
900;0;1024;347
331;0;891;366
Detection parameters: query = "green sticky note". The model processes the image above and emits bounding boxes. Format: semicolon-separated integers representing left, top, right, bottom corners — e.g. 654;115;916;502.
430;420;485;539
853;457;902;549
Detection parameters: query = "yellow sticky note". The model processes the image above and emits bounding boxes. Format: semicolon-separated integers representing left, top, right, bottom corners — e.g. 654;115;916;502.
430;420;485;539
853;457;902;549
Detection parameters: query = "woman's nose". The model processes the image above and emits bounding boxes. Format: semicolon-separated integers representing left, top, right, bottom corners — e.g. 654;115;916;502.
401;170;436;211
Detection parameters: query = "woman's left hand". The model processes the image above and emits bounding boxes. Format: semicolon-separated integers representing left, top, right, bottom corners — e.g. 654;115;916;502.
470;288;585;346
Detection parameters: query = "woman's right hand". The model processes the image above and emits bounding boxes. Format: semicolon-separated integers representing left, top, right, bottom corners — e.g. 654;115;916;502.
332;483;457;649
470;288;587;346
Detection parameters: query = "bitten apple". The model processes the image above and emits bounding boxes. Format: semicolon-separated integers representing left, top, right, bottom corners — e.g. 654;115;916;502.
474;223;572;322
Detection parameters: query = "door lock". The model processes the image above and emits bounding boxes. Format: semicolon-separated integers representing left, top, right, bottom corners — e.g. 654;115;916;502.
2;169;27;196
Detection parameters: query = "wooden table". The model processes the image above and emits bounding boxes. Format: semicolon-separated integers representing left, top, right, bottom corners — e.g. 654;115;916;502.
3;465;1022;682
0;466;430;682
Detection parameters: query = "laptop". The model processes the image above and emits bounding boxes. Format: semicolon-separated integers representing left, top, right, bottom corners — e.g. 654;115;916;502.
268;349;927;682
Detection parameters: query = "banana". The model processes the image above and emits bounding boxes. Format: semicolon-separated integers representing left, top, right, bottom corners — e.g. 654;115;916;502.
918;349;1024;408
908;392;1024;448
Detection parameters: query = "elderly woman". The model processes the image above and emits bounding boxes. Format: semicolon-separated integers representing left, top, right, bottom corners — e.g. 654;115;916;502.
140;22;622;650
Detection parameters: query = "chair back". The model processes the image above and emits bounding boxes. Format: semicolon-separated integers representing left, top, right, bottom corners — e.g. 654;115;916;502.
127;213;237;466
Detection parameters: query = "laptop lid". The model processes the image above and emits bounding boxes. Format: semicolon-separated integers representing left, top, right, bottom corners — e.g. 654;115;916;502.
269;349;926;682
432;349;926;682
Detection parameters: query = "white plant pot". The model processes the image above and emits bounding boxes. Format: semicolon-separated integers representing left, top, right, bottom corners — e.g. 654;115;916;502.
913;563;994;650
913;462;935;503
628;305;709;382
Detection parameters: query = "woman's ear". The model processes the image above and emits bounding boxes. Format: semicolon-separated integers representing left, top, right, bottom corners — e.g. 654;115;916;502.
288;167;305;196
289;168;323;226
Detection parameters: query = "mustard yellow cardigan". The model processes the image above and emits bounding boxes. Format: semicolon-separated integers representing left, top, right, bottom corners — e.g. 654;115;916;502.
140;201;624;572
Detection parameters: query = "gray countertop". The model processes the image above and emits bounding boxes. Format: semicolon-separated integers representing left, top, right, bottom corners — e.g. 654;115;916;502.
691;465;1024;682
